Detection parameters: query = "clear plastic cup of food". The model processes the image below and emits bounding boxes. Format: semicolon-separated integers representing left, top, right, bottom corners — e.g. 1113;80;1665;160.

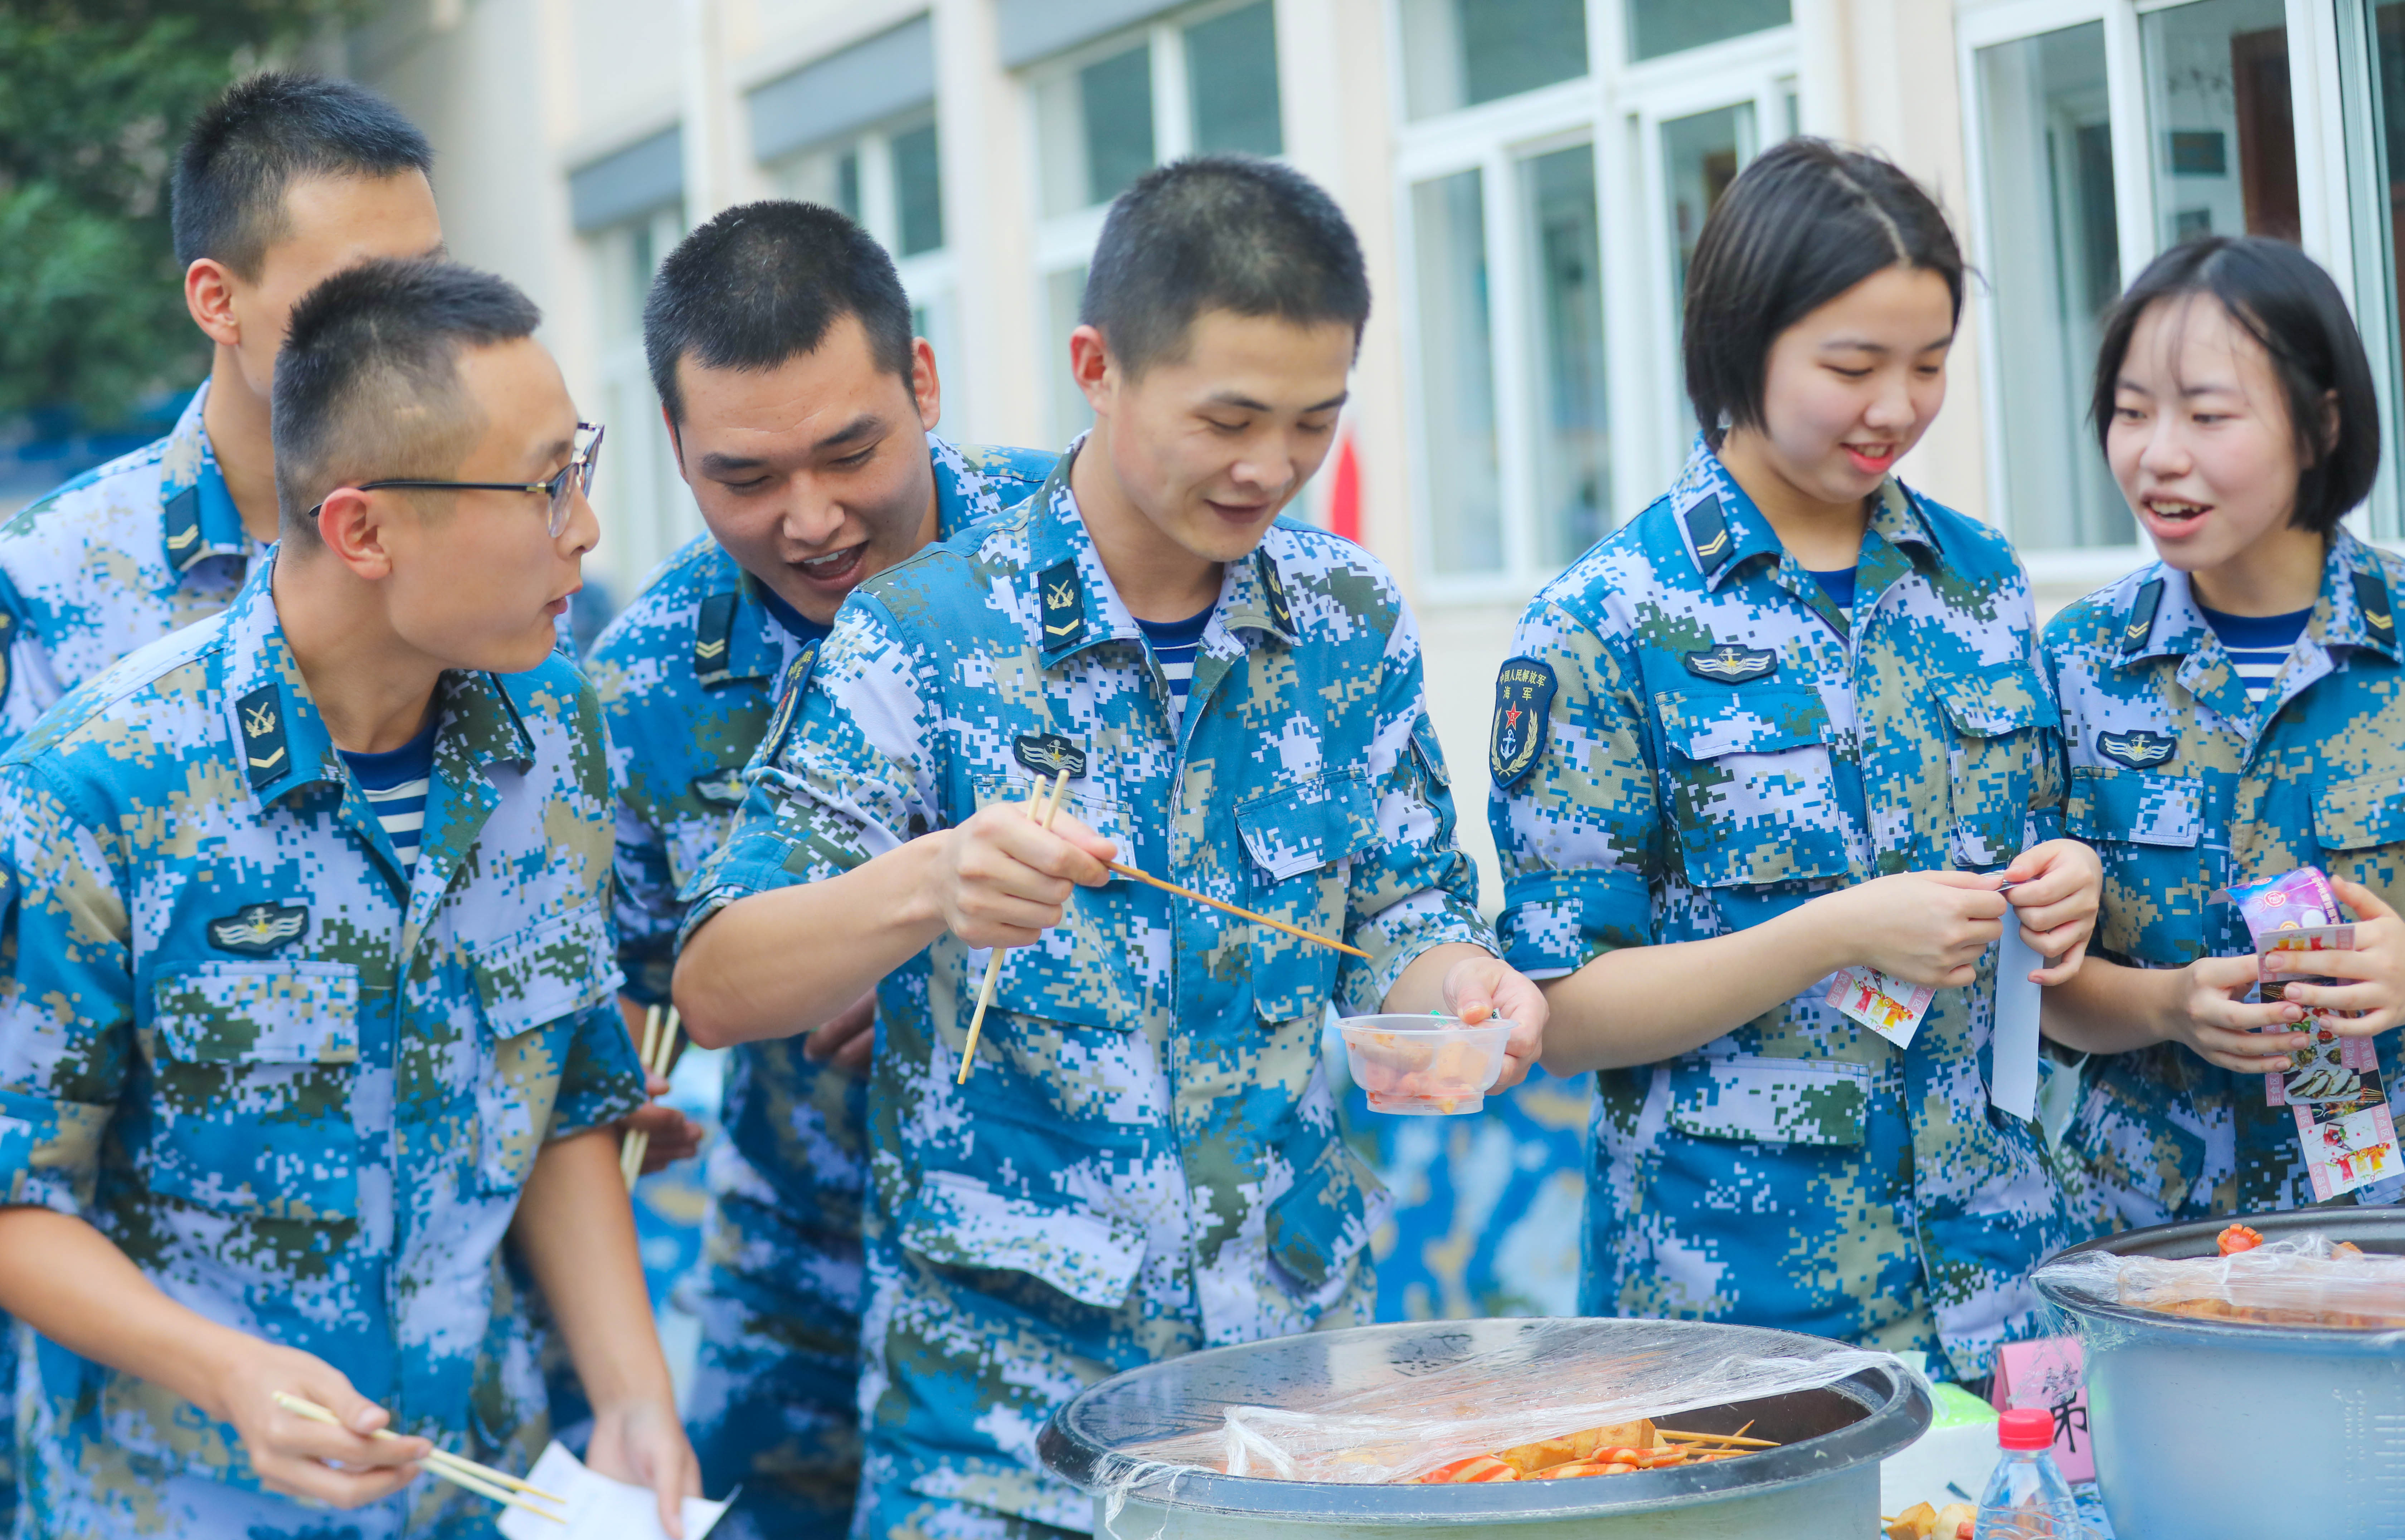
1336;1014;1514;1115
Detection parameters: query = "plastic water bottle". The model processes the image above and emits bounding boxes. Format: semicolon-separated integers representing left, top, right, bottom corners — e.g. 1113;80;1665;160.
1972;1407;2080;1539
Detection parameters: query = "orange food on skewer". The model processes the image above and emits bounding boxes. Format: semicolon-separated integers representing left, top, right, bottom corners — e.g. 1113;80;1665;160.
2217;1223;2264;1256
1415;1455;1518;1483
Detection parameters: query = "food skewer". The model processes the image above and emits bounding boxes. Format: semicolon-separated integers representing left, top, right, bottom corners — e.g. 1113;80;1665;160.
273;1392;565;1520
1654;1427;1775;1449
957;769;1073;1084
620;1004;682;1188
1102;861;1369;959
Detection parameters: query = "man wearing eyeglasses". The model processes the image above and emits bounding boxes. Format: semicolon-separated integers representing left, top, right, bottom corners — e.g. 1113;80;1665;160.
582;200;1051;1537
0;258;701;1539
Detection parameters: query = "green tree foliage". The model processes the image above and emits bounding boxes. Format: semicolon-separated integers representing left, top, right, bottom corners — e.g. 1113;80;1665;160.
0;2;356;427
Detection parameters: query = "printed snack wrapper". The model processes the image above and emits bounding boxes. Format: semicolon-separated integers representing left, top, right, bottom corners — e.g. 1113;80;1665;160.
1826;965;1935;1048
2035;1232;2405;1333
1082;1320;1911;1514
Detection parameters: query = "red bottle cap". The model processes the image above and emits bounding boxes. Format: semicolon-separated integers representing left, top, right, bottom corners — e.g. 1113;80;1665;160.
1998;1407;2056;1451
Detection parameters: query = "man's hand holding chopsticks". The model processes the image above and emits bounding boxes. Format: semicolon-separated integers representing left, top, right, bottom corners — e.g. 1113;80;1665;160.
927;799;1118;949
224;1344;429;1506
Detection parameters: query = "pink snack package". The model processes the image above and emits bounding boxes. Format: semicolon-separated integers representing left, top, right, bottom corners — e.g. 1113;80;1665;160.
2221;867;2343;939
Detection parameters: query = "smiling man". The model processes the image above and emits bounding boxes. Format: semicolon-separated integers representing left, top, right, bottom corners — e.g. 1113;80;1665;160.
582;200;1050;1536
671;156;1547;1540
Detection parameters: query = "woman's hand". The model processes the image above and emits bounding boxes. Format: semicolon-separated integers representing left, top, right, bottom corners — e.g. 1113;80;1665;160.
1441;954;1549;1090
2003;839;2104;984
2167;954;2310;1073
1818;869;2008;988
2263;877;2405;1037
210;1338;427;1509
588;1395;702;1538
804;991;878;1072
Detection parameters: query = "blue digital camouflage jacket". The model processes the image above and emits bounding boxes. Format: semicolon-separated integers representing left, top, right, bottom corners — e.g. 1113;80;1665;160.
2044;531;2405;1220
682;450;1489;1528
0;384;260;751
1489;441;2093;1381
0;554;644;1537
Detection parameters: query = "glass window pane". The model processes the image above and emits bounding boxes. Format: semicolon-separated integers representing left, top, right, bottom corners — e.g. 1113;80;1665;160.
1082;44;1156;208
1628;0;1791;63
1048;266;1093;446
2364;4;2405;531
1412;170;1502;575
1519;146;1609;565
1397;0;1588;120
1979;22;2131;550
1663;104;1753;446
1187;1;1282;157
892;122;944;256
2142;0;2297;245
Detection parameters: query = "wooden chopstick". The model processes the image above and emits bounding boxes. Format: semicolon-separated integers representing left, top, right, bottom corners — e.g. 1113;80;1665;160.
620;1005;682;1188
957;770;1072;1084
1654;1427;1777;1449
273;1393;566;1519
1103;861;1369;959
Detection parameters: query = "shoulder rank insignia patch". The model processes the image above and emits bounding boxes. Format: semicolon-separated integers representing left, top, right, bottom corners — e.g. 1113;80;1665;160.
2096;729;2177;770
1684;494;1735;576
695;591;739;686
163;486;204;572
690;769;747;808
2353;571;2396;642
1039;558;1086;649
208;900;310;955
237;683;289;788
2121;578;2165;655
1683;643;1778;684
1490;657;1557;791
1013;732;1088;780
1255;549;1294;635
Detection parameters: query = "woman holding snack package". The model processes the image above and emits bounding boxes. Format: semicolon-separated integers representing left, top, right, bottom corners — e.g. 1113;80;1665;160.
2040;236;2405;1221
1487;138;2104;1385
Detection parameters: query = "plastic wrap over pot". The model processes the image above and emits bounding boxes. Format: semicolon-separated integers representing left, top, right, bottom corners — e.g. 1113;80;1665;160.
2035;1231;2405;1338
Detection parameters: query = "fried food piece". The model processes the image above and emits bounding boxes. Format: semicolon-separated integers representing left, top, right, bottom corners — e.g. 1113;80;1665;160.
1535;1459;1636;1478
1415;1454;1517;1483
1884;1501;1936;1540
1935;1501;1977;1539
1492;1419;1653;1475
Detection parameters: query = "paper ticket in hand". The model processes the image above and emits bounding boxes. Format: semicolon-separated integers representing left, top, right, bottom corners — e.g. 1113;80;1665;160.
498;1442;734;1540
1827;965;1935;1048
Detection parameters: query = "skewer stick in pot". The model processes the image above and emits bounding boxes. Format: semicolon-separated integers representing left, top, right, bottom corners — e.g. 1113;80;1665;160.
957;769;1073;1084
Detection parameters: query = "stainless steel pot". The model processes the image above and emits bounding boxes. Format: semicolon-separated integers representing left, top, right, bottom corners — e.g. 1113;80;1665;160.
1036;1317;1930;1537
2034;1207;2405;1540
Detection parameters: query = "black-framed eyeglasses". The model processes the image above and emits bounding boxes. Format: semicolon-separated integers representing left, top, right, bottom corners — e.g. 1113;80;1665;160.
315;421;604;538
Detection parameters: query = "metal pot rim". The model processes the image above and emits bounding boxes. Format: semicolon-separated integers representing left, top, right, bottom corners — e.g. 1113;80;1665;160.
2037;1208;2405;1348
1037;1320;1932;1521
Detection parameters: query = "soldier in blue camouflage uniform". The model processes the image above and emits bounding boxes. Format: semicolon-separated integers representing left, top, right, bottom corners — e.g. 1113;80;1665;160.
674;159;1546;1539
0;75;439;1531
0;260;697;1536
2042;238;2405;1219
586;201;1052;1535
1490;142;2102;1384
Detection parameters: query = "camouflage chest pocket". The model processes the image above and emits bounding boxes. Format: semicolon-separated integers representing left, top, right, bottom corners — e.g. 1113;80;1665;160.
968;774;1144;1034
1939;669;2060;869
1667;1053;1870;1146
2314;772;2405;888
145;961;363;1219
1234;767;1378;1025
2067;766;2204;961
465;900;616;1193
1656;685;1850;890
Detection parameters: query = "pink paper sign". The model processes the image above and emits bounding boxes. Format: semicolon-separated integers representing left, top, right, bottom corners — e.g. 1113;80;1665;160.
1989;1336;2094;1483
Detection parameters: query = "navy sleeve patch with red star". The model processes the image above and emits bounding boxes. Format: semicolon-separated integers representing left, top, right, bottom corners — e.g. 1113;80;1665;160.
1490;657;1556;790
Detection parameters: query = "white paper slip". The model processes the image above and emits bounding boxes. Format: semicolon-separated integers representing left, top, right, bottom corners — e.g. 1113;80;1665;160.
1989;923;2042;1122
497;1442;734;1540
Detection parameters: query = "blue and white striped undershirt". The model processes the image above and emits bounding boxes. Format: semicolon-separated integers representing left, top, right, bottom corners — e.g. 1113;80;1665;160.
2197;602;2311;706
1136;605;1215;726
338;715;437;871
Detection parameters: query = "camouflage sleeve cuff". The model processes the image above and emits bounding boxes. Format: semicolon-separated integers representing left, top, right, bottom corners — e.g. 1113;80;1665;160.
0;1086;107;1217
1497;867;1652;978
1340;886;1497;1016
545;1003;650;1141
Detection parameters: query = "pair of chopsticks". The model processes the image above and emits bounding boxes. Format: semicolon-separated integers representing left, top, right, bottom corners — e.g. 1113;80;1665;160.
1103;861;1369;960
274;1392;564;1522
958;770;1072;1083
620;1003;682;1188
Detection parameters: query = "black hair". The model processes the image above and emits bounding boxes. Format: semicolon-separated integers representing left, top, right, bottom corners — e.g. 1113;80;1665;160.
1682;137;1966;448
643;200;914;426
272;258;542;543
1080;154;1370;377
2090;235;2380;537
171;72;434;277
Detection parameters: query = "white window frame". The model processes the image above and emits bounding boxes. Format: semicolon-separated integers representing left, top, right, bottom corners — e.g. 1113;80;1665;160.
588;202;694;594
1391;0;1800;607
1957;0;2401;584
1022;0;1289;444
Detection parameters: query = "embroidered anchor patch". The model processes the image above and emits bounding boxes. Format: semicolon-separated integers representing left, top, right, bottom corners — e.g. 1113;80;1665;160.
237;684;289;788
1490;657;1557;790
208;901;310;955
1012;732;1088;780
2097;729;2177;769
1038;559;1086;648
1683;643;1778;684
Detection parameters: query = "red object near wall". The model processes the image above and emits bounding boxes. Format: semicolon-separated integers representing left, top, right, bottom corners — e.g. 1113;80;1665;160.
1328;428;1361;544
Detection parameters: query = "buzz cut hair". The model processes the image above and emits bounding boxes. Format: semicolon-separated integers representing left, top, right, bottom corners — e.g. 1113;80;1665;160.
171;72;434;277
643;199;915;427
272;258;541;545
1080;155;1370;379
